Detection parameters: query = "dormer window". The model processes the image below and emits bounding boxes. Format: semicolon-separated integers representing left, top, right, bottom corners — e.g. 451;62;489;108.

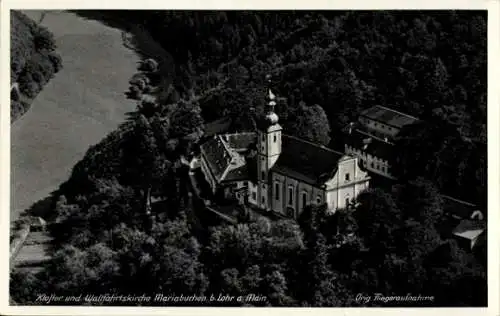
273;134;277;142
345;173;350;181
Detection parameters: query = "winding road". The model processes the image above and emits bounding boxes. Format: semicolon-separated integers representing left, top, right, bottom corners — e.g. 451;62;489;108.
11;10;141;223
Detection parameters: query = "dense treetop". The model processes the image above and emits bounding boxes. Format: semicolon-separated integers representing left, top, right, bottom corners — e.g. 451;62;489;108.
10;11;62;122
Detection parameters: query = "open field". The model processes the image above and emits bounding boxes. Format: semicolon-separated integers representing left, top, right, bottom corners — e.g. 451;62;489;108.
11;10;141;223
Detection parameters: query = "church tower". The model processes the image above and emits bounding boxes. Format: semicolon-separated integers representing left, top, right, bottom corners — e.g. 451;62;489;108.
256;77;282;210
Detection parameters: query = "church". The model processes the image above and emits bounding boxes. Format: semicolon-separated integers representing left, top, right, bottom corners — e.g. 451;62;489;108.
197;89;370;219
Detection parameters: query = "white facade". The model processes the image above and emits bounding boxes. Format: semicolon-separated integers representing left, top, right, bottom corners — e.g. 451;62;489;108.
345;144;396;179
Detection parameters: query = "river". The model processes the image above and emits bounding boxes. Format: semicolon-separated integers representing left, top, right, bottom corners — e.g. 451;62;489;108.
11;10;141;222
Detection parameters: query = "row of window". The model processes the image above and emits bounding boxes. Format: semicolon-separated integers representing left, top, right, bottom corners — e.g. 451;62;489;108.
362;160;388;174
251;184;352;216
261;134;278;143
275;182;322;208
349;147;389;167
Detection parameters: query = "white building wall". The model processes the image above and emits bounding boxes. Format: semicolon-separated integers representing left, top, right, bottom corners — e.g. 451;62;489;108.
200;155;217;193
359;117;400;138
325;155;370;212
345;144;395;179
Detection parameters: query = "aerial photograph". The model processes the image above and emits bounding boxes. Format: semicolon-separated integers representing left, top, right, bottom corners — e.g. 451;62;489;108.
9;9;487;307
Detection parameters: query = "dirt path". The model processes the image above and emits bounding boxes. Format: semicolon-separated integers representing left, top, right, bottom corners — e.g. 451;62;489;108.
11;10;141;222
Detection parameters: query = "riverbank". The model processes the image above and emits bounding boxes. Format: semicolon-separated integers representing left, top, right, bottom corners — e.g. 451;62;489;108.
11;10;143;223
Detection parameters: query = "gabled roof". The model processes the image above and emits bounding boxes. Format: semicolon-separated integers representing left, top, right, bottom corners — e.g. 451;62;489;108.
360;105;418;129
344;127;394;161
200;134;251;184
452;220;486;240
224;164;249;182
201;132;350;186
200;136;231;182
272;134;345;185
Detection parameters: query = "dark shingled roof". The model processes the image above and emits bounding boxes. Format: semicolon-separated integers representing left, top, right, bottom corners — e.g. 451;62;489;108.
345;128;394;161
272;134;345;185
223;164;249;182
360;105;418;129
200;134;252;184
200;136;232;182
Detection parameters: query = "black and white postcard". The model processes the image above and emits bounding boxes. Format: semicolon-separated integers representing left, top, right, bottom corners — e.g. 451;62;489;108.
1;1;498;315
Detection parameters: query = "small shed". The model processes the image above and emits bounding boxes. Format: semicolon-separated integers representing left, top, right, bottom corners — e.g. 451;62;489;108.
452;219;486;250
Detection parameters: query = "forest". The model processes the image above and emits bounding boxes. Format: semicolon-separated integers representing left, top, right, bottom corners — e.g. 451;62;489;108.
10;10;487;307
10;11;62;122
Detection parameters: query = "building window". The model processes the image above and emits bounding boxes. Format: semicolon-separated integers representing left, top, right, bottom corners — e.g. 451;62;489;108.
275;183;280;201
345;173;350;181
262;134;265;142
262;171;265;180
252;192;256;200
370;162;374;168
316;195;321;204
288;187;294;206
273;134;277;142
302;192;307;209
262;197;265;205
286;207;295;219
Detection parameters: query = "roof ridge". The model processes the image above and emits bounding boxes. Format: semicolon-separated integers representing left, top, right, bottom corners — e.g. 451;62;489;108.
282;134;344;156
373;105;419;120
441;194;477;207
218;135;233;154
